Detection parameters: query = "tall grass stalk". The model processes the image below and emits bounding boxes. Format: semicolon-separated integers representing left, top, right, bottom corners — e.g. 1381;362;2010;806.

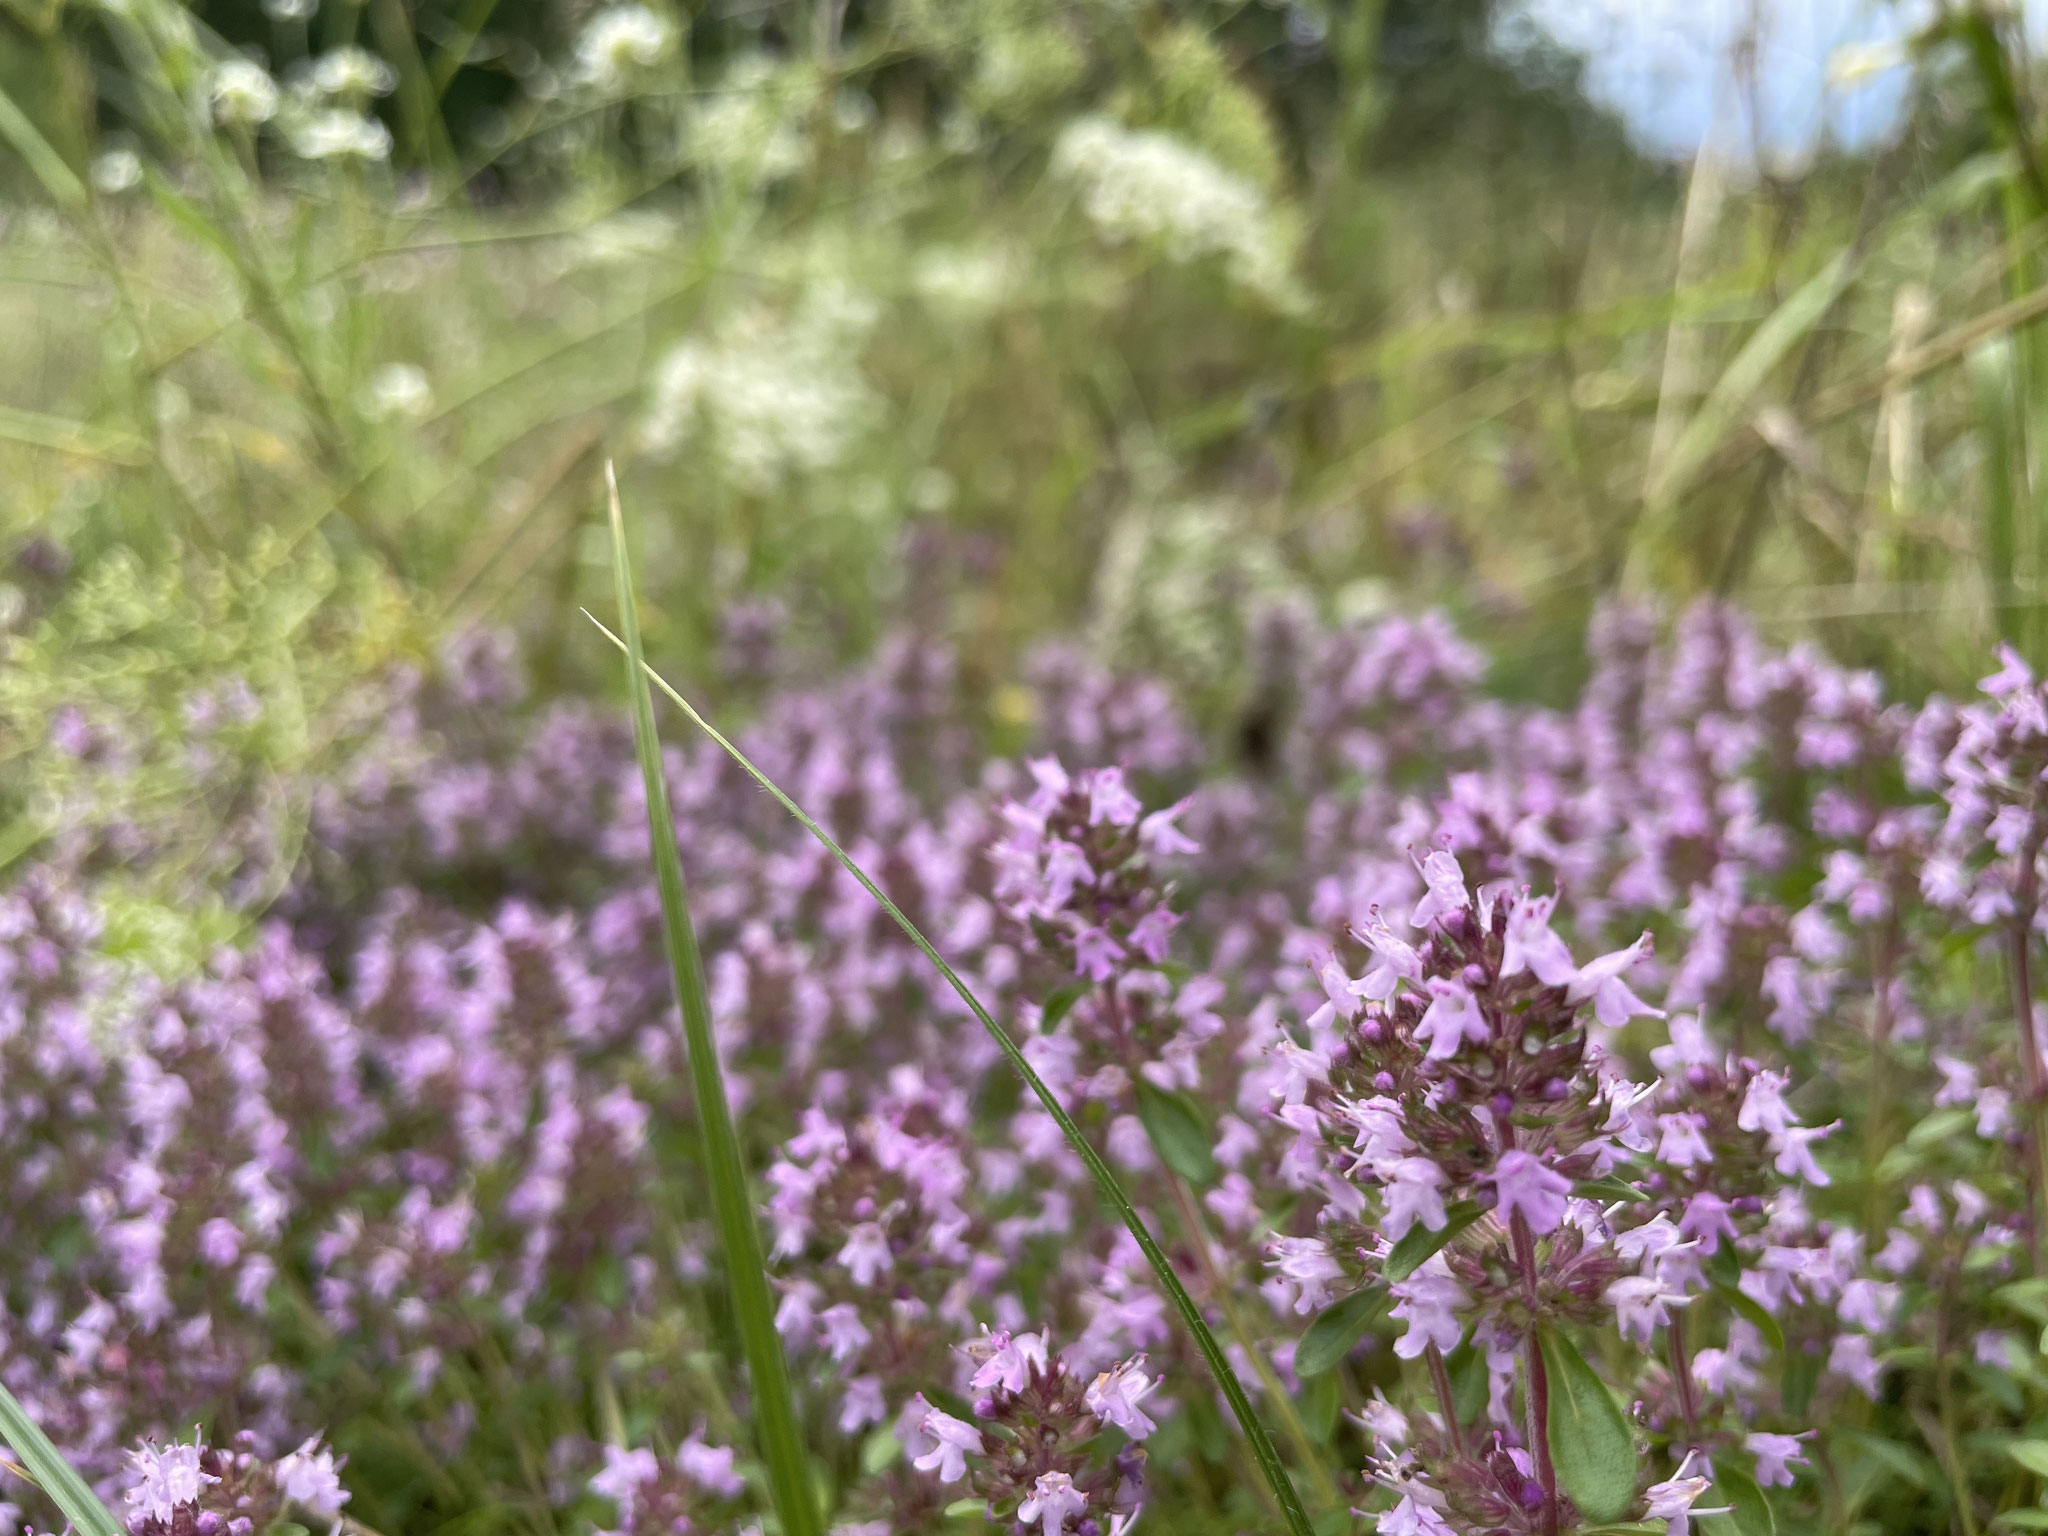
581;609;1321;1536
603;466;821;1536
0;1382;125;1536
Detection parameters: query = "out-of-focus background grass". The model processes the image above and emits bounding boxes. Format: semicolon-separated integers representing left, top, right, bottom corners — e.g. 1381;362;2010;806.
5;0;2048;958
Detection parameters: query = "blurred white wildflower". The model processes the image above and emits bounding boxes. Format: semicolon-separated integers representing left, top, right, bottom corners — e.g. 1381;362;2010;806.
91;148;144;195
1050;115;1307;312
308;47;397;99
288;109;392;161
686;57;810;182
261;0;317;19
640;282;879;491
210;59;281;127
574;4;677;93
362;363;433;421
912;244;1017;318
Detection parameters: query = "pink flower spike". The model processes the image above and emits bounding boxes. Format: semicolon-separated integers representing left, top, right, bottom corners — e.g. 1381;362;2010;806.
1489;1149;1572;1235
967;1326;1049;1393
1745;1431;1811;1488
1644;1451;1727;1536
1086;767;1143;828
1380;1157;1449;1240
1414;978;1487;1060
1085;1355;1160;1438
1567;931;1664;1027
1501;892;1577;987
1409;849;1471;930
911;1407;984;1483
1018;1471;1088;1536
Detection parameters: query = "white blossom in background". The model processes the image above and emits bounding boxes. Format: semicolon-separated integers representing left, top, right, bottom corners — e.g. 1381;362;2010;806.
912;244;1018;319
91;148;144;195
685;56;810;183
288;109;393;161
210;59;281;127
307;47;397;100
640;282;879;492
1050;115;1306;312
574;4;677;94
361;363;433;422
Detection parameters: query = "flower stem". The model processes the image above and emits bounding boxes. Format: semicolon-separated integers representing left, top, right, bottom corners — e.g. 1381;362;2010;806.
1511;1211;1559;1536
1424;1342;1465;1457
1164;1171;1341;1512
2010;797;2048;1279
1667;1311;1700;1448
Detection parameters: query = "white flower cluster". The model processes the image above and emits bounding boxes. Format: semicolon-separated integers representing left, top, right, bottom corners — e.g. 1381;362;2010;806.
574;4;677;95
1050;115;1306;312
640;282;879;492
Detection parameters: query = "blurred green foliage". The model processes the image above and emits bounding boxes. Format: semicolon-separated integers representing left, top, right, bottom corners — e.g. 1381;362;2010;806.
6;0;2048;941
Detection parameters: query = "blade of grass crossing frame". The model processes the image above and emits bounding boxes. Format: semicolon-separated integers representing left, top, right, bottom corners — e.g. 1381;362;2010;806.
0;1381;125;1536
604;467;820;1536
582;609;1319;1536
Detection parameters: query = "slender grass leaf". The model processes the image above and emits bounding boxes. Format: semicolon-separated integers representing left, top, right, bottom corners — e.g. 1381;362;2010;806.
1538;1326;1639;1526
1713;1281;1784;1353
0;81;86;209
583;610;1318;1536
1135;1081;1217;1185
1994;1513;2048;1533
1640;250;1856;521
0;1381;124;1536
1295;1287;1388;1378
1384;1201;1483;1282
603;469;820;1536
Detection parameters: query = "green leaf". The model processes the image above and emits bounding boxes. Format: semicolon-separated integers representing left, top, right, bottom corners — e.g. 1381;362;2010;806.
1712;1463;1776;1536
1538;1326;1640;1526
605;471;821;1536
1136;1081;1217;1185
1713;1281;1785;1353
1992;1511;2048;1531
2007;1440;2048;1478
859;1428;900;1476
1295;1287;1388;1378
1447;1340;1489;1425
1037;981;1090;1033
1297;1367;1339;1442
1385;1201;1483;1282
585;606;1318;1536
0;1380;124;1536
1998;1279;2048;1325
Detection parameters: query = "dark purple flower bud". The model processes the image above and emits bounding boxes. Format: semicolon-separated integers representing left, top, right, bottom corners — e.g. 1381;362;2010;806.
974;1396;996;1417
1373;1072;1396;1093
1461;964;1487;989
195;1515;221;1535
1490;1092;1514;1117
1542;1078;1570;1101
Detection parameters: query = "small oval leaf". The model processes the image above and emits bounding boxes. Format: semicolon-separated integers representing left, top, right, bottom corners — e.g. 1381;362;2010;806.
1713;1281;1785;1353
1384;1201;1483;1283
1295;1287;1389;1377
1135;1082;1217;1185
1538;1326;1640;1526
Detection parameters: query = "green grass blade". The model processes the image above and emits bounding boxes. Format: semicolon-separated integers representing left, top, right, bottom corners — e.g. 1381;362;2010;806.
603;467;820;1536
582;609;1319;1536
0;1381;125;1536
